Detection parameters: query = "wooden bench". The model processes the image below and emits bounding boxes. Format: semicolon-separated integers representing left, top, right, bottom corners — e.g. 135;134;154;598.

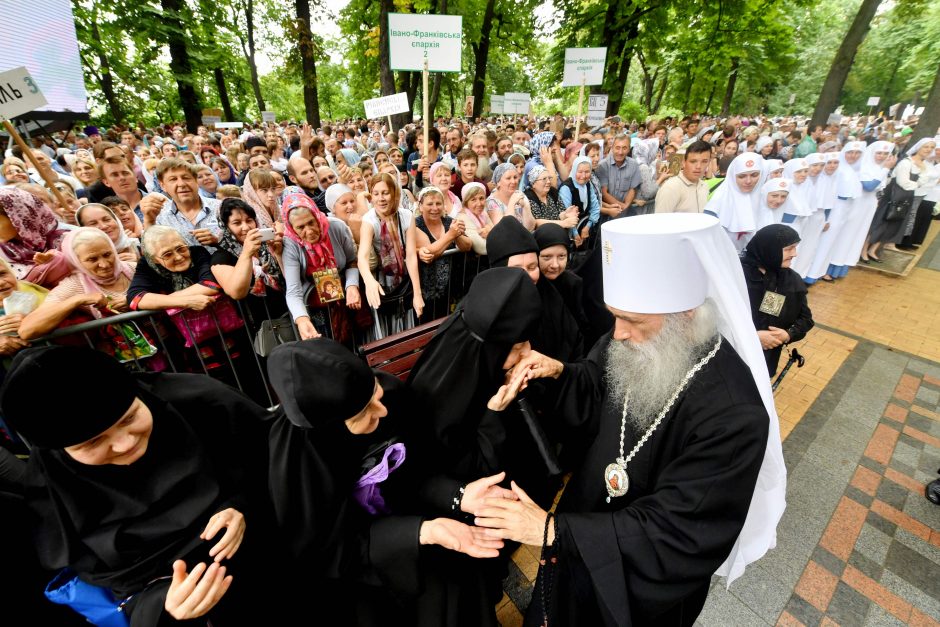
358;318;446;380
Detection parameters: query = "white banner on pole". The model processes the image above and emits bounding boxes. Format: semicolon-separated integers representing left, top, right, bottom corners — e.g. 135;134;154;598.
215;121;244;129
0;66;47;120
388;14;462;72
586;94;608;126
866;96;880;107
363;92;410;118
503;92;530;115
261;111;277;123
562;48;607;87
490;95;504;114
201;115;221;126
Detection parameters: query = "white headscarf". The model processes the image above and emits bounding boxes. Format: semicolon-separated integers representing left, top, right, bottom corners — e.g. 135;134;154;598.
755;136;774;155
816;152;841;210
754;177;792;229
705;152;763;234
859;140;894;181
904;137;935;157
781;158;814;216
835;141;865;199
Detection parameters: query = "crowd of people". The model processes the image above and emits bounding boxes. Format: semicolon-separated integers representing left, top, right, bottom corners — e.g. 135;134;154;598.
0;108;936;625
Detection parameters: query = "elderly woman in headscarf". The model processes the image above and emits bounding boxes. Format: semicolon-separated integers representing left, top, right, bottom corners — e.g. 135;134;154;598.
18;227;135;340
281;190;360;342
429;161;462;217
0;187;70;288
558;156;602;247
524;164;579;229
210;198;287;326
486;163;536;231
76;202;140;262
325;183;366;247
455;182;493;255
704;152;764;252
0;257;46;355
0;345;289;626
524;131;566;184
742;224;814;376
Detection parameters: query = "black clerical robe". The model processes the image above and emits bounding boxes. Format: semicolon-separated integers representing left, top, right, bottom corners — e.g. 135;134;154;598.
528;334;769;627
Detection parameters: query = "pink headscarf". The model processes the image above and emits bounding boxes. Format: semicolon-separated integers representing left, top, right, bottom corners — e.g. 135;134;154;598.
241;171;276;229
61;227;134;318
0;188;67;278
280;192;336;270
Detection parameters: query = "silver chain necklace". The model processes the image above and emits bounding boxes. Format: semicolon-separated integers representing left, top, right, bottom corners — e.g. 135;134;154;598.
604;336;722;503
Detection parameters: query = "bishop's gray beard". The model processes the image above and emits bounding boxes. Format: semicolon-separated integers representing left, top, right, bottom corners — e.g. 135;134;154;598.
605;300;720;435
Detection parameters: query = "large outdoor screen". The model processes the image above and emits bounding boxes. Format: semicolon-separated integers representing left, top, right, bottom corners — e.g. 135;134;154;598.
0;0;89;115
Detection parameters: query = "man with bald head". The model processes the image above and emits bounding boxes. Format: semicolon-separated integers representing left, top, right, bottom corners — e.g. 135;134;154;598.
287;155;320;202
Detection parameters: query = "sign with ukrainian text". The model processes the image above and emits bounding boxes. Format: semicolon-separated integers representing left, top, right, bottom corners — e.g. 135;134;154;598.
363;92;410;119
562;48;607;87
490;95;504;114
0;66;47;120
503;93;531;115
388;13;462;73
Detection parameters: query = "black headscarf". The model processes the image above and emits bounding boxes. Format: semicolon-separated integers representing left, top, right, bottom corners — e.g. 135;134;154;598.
407;268;541;474
0;348;226;597
534;223;570;252
742;224;805;294
486;217;538;266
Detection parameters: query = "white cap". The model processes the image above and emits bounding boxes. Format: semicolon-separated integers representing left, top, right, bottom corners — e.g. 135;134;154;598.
601;213;715;314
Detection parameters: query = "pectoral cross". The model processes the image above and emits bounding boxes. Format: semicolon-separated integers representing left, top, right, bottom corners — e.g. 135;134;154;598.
603;239;613;265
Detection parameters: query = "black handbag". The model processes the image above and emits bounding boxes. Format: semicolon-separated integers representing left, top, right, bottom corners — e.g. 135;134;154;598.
883;166;918;222
253;313;298;357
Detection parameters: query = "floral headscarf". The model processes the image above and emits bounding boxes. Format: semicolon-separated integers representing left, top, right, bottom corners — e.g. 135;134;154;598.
528;132;556;165
280;192;336;271
0;187;67;278
491;163;516;188
61;227;135;317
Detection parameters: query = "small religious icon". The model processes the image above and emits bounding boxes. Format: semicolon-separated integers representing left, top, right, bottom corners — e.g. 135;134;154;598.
758;290;786;317
604;462;629;501
603;239;613;265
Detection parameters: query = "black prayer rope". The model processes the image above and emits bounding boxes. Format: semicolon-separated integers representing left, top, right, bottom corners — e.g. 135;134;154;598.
539;512;558;627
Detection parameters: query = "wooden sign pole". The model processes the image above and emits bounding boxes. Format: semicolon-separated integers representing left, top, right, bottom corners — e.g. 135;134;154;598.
423;59;430;158
575;76;585;142
387;114;394;135
2;118;69;208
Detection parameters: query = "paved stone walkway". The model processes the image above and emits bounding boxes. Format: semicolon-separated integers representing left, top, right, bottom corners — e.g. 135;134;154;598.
498;223;940;626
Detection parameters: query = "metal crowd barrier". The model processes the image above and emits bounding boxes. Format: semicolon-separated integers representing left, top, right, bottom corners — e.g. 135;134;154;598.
28;250;490;405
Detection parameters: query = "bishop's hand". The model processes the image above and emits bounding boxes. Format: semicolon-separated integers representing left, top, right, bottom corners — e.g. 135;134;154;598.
474;481;553;546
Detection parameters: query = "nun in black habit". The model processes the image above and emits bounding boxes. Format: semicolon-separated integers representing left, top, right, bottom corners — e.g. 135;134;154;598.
741;224;814;376
486;217;584;362
0;346;283;627
265;338;508;627
534;224;591;344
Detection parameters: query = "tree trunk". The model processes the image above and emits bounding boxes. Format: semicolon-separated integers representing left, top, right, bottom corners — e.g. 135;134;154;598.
908;62;940;145
606;33;637;116
428;0;448;120
652;75;668;113
244;0;266;113
295;0;321;128
90;18;124;124
470;0;497;119
161;0;202;132
810;0;882;127
378;0;411;129
720;57;739;116
704;81;716;114
214;68;234;120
